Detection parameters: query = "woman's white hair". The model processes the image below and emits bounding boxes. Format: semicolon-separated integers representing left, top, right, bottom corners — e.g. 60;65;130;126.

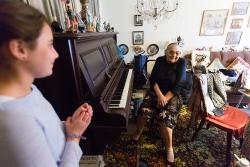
165;43;180;52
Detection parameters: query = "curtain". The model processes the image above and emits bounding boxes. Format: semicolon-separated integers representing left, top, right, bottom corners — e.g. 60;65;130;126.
88;0;100;19
21;0;70;29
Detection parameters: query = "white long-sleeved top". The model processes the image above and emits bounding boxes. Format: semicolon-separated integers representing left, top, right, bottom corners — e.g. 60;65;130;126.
0;85;82;167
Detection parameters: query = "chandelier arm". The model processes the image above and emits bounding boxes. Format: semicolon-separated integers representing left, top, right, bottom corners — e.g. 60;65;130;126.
165;7;178;12
137;9;143;15
164;3;179;13
151;4;179;15
165;8;177;12
158;7;166;14
136;0;143;15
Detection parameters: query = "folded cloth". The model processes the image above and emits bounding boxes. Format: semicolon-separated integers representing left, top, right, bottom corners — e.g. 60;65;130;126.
219;69;237;77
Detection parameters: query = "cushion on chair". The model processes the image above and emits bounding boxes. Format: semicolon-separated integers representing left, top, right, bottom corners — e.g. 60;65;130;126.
206;106;249;139
227;57;250;75
221;51;245;67
207;58;225;70
210;51;222;61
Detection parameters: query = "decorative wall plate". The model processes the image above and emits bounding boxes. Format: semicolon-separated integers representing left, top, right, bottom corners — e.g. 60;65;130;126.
147;44;159;56
118;44;129;55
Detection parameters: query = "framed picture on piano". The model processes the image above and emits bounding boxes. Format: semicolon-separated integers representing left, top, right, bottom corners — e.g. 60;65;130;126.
132;31;144;45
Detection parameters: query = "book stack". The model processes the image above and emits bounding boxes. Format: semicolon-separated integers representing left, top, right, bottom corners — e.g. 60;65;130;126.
79;155;105;167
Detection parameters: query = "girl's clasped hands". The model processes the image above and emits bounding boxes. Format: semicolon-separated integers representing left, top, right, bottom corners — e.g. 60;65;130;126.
65;103;93;142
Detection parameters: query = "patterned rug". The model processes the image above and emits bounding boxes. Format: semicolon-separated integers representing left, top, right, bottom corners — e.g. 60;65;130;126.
103;106;241;167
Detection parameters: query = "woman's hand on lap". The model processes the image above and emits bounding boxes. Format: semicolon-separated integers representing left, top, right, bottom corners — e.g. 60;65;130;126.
157;95;168;108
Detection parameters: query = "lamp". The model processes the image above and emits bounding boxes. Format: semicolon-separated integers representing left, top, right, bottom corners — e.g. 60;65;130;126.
136;0;179;29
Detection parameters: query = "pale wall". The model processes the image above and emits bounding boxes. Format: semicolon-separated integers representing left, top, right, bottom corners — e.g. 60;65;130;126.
99;0;250;63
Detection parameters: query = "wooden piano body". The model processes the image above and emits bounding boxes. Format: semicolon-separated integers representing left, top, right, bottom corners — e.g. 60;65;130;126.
34;32;134;154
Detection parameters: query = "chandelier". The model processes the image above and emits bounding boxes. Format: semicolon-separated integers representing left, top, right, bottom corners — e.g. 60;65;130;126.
136;0;179;28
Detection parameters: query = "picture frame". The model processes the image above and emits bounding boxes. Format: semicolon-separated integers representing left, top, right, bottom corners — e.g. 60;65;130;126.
230;18;244;29
225;31;243;45
118;44;129;55
231;2;250;15
200;9;229;36
134;15;143;26
132;31;144;45
147;44;159;56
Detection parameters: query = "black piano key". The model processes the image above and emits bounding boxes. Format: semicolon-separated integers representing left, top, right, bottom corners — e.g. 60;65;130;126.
110;100;120;104
111;69;128;101
112;96;120;100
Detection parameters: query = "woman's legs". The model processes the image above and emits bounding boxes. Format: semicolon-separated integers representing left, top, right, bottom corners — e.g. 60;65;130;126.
132;115;146;141
158;95;181;165
132;91;155;141
160;124;174;163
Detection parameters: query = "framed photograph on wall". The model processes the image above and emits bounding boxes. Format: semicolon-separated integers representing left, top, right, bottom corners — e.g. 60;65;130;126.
225;31;243;45
200;9;229;36
231;2;249;15
134;15;143;26
132;31;144;45
230;18;244;29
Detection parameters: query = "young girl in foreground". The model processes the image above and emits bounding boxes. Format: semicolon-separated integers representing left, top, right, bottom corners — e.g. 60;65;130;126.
0;1;92;167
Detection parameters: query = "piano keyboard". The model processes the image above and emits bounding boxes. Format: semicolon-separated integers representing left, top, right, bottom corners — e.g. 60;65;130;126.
109;69;133;109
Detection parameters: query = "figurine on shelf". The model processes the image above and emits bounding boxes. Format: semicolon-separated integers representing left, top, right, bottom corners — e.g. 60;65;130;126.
80;0;88;28
92;16;97;32
75;11;85;33
79;0;95;32
103;21;108;31
64;8;71;31
103;21;113;32
63;0;78;33
96;17;101;32
86;10;95;32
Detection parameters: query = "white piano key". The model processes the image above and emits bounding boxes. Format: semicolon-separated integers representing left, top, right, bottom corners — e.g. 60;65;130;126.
109;69;132;109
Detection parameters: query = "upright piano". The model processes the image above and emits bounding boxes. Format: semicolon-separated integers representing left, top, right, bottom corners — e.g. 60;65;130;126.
34;32;134;154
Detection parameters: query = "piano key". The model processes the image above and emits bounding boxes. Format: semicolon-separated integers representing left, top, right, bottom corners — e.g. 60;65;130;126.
109;104;119;106
109;69;133;109
110;100;120;104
